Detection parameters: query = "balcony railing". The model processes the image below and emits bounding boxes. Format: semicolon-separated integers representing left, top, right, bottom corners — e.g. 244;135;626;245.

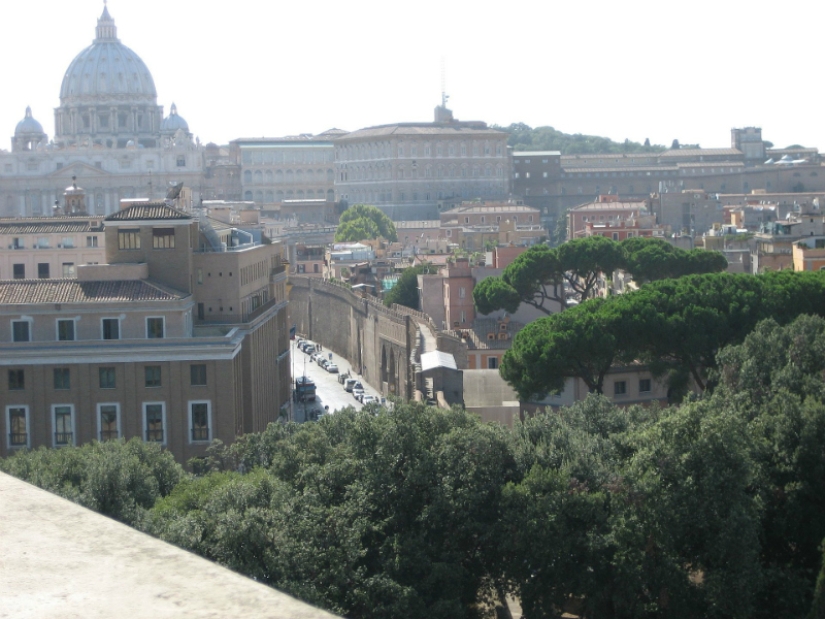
191;427;210;441
8;432;27;446
99;430;119;441
54;432;73;446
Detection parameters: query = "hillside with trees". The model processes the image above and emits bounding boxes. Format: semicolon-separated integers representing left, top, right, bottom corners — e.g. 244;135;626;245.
496;123;667;155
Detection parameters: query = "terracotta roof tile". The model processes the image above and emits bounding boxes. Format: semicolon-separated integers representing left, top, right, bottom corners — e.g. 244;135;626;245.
0;221;99;234
0;279;185;304
106;203;191;222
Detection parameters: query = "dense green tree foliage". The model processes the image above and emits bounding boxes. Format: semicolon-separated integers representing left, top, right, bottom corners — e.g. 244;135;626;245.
502;271;825;399
335;204;398;243
619;237;727;283
474;237;726;318
5;317;825;617
383;264;435;309
496;123;666;155
0;438;183;526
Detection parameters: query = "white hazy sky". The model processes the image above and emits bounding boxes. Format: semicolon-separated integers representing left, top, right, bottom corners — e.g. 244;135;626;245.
1;0;821;151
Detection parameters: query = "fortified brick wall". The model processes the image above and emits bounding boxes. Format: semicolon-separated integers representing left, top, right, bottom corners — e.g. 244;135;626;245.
289;277;415;398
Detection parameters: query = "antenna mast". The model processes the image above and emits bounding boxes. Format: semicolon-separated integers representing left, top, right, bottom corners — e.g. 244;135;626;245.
441;57;449;108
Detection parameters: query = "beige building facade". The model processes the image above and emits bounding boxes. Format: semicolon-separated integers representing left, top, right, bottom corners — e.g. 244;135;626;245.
0;201;290;462
334;106;510;219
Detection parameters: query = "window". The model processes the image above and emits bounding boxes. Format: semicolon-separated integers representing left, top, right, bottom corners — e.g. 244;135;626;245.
144;403;165;443
190;364;207;386
639;378;652;393
86;236;98;248
53;405;74;446
102;318;120;340
144;365;161;388
146;317;164;339
53;368;71;390
459;287;466;298
98;404;120;441
152;228;175;249
487;357;499;370
9;369;24;390
190;401;211;442
62;262;75;278
7;406;29;448
99;367;116;389
176;156;186;167
197;268;203;285
118;229;141;250
12;320;30;342
614;380;627;396
62;237;75;249
13;264;25;279
57;319;75;341
38;263;50;278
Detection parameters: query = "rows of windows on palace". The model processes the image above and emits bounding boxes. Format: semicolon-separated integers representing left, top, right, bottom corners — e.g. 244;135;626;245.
7;187;171;216
343;183;507;204
336;141;506;161
9;316;168;343
243;189;335;202
561;180;759;195
241;149;334;165
551;167;762;179
340;164;506;182
5;365;212;449
2;155;189;175
242;169;334;184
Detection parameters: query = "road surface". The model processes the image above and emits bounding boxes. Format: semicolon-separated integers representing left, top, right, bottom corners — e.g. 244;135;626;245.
290;340;382;422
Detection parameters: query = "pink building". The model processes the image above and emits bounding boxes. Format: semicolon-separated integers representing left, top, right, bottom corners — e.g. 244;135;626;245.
443;259;475;329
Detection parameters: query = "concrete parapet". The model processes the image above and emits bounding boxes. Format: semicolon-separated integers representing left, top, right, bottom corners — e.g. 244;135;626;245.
0;471;340;619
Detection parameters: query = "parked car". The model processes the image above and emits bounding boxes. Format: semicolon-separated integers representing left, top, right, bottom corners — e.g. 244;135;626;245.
352;388;365;401
361;395;377;405
326;364;339;373
304;345;316;355
319;358;329;369
344;378;357;392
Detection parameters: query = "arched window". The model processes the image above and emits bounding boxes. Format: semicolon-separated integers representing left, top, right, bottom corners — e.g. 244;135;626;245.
275;170;283;184
254;170;262;184
243;170;252;184
264;170;272;184
254;190;263;202
244;190;252;200
265;190;274;202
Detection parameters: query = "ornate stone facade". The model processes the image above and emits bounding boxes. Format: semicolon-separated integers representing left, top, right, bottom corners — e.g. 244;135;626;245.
0;6;203;218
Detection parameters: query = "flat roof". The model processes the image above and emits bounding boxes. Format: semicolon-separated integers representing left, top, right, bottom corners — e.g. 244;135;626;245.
420;350;458;371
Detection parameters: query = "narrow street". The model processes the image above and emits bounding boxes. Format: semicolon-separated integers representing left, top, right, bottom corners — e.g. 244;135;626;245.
290;339;382;422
